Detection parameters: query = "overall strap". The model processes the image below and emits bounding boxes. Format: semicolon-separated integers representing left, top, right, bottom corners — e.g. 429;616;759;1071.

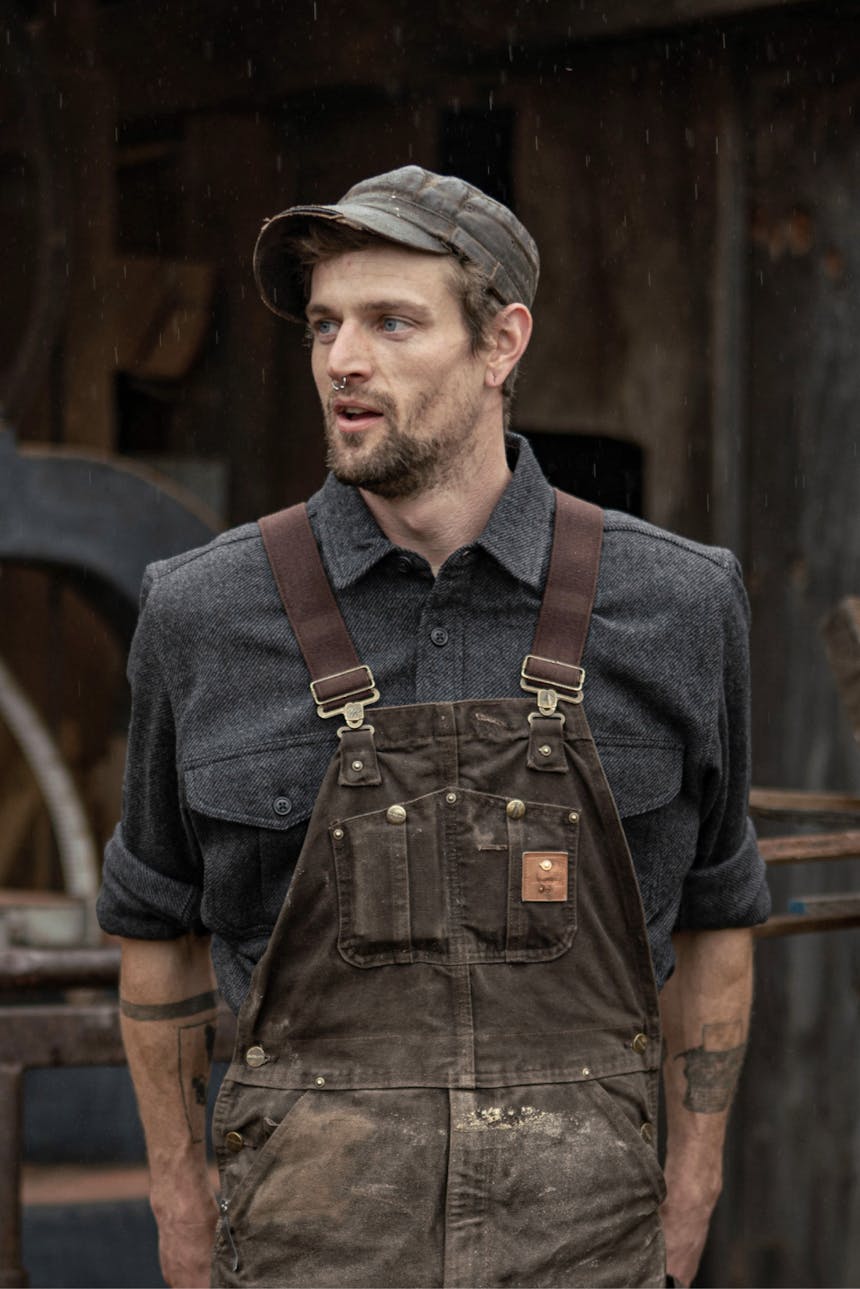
521;490;604;708
259;505;379;726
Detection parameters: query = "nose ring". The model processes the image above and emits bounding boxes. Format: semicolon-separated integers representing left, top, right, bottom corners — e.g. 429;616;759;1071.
331;376;349;392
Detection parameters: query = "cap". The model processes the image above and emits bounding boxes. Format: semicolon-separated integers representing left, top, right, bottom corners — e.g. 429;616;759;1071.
253;165;539;322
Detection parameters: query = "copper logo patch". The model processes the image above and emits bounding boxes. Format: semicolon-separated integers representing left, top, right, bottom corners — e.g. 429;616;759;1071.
522;852;568;901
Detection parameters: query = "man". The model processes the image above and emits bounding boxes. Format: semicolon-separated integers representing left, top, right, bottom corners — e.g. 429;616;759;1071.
98;166;770;1289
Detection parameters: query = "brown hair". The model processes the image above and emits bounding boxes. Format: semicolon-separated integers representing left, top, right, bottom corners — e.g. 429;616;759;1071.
290;223;519;424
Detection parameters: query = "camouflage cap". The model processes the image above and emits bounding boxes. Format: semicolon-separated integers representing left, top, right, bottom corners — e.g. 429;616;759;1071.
253;165;540;322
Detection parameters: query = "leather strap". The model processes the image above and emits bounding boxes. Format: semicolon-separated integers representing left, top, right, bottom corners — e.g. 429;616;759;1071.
260;488;603;710
527;489;603;674
258;505;377;714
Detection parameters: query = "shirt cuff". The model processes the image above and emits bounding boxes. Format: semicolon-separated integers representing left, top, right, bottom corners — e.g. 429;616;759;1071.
676;817;772;930
96;824;203;939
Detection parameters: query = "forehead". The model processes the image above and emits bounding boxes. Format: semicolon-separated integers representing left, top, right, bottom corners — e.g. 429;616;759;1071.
307;243;458;312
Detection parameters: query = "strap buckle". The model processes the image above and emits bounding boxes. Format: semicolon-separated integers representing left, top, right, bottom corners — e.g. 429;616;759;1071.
309;665;380;729
520;654;586;713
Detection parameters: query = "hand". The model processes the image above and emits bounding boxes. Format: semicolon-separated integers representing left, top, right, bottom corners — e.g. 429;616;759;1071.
660;1183;718;1288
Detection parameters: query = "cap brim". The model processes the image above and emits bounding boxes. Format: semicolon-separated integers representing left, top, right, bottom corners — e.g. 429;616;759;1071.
253;203;449;322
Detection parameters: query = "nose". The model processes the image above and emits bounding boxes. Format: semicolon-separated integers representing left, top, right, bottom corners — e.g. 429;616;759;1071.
326;320;372;386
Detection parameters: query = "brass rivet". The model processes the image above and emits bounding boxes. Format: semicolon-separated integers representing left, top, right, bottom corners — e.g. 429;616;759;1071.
446;792;457;803
386;804;407;824
315;1076;326;1087
351;759;364;772
568;811;579;823
539;859;553;871
225;1131;245;1153
506;799;526;819
332;827;344;840
245;1045;266;1068
632;1032;648;1055
538;744;552;757
581;1066;590;1077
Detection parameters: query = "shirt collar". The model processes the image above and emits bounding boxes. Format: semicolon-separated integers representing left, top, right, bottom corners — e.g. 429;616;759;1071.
307;432;555;592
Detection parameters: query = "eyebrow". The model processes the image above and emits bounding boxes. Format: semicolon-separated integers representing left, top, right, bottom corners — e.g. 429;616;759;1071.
306;298;433;321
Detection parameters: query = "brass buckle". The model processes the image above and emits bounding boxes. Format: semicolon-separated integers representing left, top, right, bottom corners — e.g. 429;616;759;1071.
520;655;585;710
309;666;380;729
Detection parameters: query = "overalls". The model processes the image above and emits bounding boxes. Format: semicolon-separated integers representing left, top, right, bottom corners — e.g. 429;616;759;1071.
211;492;666;1288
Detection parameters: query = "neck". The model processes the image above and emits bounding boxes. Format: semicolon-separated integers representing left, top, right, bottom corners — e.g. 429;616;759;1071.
359;431;512;574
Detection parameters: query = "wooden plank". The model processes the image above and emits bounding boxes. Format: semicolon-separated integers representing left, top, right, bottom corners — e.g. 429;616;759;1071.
786;893;860;917
821;596;860;740
758;831;860;863
751;787;860;814
97;0;817;121
755;910;860;938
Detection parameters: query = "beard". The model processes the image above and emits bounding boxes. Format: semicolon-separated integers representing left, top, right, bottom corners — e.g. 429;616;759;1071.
323;386;482;501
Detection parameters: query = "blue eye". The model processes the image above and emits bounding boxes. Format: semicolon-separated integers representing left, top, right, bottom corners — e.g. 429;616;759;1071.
381;317;408;333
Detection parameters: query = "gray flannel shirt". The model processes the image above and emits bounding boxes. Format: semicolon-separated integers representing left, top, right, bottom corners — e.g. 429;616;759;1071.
98;435;770;1010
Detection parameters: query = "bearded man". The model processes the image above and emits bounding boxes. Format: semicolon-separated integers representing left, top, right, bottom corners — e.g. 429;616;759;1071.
98;166;770;1289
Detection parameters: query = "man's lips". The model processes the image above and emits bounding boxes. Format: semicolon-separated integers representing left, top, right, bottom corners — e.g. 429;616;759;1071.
331;399;385;433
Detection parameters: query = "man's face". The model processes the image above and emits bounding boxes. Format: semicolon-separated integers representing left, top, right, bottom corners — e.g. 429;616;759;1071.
306;244;491;499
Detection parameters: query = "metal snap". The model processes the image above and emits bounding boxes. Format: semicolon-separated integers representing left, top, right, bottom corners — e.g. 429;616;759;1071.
631;1032;648;1055
245;1045;266;1068
581;1066;590;1077
350;759;364;772
506;799;526;819
273;796;292;816
539;859;553;871
314;1076;326;1087
332;826;344;840
386;804;407;824
446;792;457;803
225;1131;245;1153
538;744;552;757
568;811;579;823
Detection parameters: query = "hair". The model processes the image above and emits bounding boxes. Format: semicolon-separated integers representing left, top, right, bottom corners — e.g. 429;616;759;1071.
289;223;519;426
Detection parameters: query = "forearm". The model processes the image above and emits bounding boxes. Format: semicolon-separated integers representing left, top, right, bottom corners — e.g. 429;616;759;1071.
659;927;754;1285
119;933;219;1222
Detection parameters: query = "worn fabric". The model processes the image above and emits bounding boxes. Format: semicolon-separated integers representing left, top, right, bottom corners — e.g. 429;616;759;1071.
97;434;770;1010
211;680;664;1286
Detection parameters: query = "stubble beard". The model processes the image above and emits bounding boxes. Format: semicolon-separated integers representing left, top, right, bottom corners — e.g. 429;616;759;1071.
324;387;482;501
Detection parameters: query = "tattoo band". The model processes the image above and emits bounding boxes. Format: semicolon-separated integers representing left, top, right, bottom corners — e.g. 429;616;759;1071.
120;990;219;1021
675;1020;747;1114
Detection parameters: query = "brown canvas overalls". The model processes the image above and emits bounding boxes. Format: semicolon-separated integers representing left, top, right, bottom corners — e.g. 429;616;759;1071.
211;492;666;1288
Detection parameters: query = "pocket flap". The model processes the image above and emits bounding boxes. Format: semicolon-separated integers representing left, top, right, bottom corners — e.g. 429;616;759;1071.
597;742;683;818
183;738;333;829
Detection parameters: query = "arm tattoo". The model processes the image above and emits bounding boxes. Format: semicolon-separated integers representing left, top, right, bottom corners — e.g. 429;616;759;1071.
675;1020;746;1114
179;1021;217;1143
119;990;219;1021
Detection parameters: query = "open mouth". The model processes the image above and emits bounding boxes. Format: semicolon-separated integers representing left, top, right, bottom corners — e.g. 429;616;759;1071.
333;400;385;433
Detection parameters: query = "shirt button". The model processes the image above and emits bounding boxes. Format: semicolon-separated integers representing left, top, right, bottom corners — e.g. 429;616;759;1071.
395;555;413;573
273;797;292;816
430;627;449;647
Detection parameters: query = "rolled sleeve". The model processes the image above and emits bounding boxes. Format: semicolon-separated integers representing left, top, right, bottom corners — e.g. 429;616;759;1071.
676;558;771;931
96;568;204;940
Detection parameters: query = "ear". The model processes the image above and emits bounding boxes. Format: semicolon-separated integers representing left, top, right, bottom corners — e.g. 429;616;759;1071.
484;304;533;388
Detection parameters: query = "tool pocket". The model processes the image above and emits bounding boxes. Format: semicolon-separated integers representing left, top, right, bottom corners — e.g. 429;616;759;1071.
330;787;580;967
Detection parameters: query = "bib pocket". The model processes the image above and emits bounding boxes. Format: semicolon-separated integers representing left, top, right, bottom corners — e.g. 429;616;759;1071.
330;787;580;968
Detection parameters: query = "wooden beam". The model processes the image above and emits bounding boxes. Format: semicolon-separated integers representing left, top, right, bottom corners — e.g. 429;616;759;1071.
96;0;819;121
758;830;860;864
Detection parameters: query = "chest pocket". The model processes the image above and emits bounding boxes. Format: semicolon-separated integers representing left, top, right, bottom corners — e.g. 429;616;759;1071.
183;737;332;937
596;741;683;820
330;786;580;968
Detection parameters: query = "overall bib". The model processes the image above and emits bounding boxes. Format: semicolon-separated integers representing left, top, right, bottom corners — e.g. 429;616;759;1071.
212;493;666;1289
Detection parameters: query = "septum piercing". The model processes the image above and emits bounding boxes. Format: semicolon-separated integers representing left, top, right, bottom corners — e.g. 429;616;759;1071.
331;376;349;392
